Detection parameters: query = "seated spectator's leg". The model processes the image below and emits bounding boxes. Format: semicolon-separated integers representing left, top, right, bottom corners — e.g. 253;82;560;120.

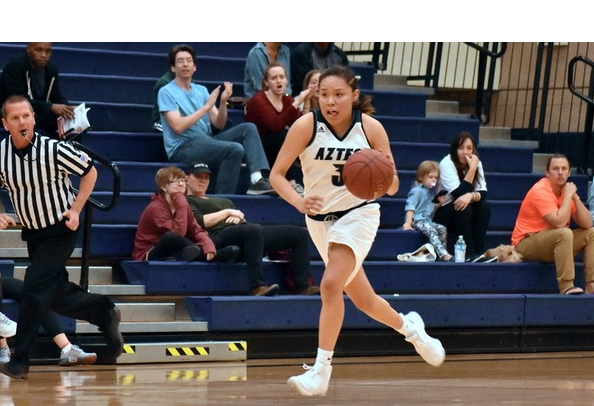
574;228;594;293
2;277;63;337
516;228;575;293
435;203;473;258
214;224;268;290
471;200;491;254
148;232;197;261
262;225;312;292
414;220;448;259
215;123;270;175
170;137;244;194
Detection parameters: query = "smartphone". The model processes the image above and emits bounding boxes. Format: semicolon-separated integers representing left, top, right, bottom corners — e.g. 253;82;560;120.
431;190;447;203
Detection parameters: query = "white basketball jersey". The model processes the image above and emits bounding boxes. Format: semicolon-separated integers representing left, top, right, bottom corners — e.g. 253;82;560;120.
300;110;372;214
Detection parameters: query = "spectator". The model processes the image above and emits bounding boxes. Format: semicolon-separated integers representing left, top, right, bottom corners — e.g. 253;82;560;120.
0;96;123;380
151;70;175;133
0;42;74;139
132;166;239;263
185;163;316;296
290;43;349;96
512;154;594;295
402;160;452;261
300;69;321;114
0;276;96;366
158;44;275;195
245;62;313;195
434;132;491;261
243;42;292;99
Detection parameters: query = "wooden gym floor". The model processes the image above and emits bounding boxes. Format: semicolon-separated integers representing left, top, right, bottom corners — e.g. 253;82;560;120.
2;352;594;405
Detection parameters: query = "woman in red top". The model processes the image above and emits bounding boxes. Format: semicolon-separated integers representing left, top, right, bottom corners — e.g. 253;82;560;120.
245;62;313;195
132;166;237;262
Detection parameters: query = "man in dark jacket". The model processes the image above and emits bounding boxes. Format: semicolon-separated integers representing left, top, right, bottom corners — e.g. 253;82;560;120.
290;42;349;96
0;42;74;138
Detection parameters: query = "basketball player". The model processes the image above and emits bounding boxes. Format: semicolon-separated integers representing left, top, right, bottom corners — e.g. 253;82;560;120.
270;65;445;397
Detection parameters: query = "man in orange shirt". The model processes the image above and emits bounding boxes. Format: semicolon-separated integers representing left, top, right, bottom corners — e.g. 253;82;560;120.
512;154;594;294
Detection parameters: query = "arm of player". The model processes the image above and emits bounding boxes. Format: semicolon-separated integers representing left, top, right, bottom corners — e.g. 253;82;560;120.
270;113;324;214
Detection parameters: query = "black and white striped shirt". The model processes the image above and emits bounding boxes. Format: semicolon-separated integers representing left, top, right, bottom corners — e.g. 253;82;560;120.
0;133;93;230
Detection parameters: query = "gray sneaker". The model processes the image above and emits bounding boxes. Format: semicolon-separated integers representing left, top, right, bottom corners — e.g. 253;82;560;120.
246;178;277;196
0;312;16;338
59;344;98;366
0;347;10;364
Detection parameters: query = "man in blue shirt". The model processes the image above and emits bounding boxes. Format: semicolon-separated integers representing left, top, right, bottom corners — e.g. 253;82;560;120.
158;44;275;195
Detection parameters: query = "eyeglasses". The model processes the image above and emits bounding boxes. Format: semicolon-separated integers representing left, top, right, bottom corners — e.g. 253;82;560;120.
169;178;187;184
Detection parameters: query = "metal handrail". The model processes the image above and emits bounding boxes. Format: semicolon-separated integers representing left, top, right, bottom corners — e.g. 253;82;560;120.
567;55;594;173
70;140;121;291
463;42;507;123
344;42;391;71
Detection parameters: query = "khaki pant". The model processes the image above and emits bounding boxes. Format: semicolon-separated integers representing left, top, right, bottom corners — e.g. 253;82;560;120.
515;227;594;293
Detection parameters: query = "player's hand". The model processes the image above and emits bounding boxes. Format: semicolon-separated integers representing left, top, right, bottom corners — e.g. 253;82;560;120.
62;209;80;231
402;223;414;230
0;214;16;230
299;195;324;216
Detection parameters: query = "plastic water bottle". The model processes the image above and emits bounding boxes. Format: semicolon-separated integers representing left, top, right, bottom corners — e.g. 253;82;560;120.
454;235;466;263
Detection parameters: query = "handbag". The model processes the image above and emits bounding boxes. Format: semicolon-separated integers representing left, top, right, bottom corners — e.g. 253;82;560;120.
397;243;437;262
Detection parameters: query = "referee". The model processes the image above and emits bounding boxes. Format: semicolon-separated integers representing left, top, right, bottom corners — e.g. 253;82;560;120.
0;95;123;380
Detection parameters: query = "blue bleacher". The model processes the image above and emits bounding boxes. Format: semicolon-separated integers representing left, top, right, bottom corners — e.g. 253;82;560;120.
3;42;592;344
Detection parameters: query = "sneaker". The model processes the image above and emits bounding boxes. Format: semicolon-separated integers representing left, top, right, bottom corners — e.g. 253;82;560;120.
246;178;278;196
292;183;305;196
0;347;10;364
403;311;445;367
59;344;98;366
1;360;28;380
287;363;332;397
174;245;202;262
297;286;321;295
216;245;241;263
250;284;280;296
0;312;16;338
100;307;124;364
153;121;163;132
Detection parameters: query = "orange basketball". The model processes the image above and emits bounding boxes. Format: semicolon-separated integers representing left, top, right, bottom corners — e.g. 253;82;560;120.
342;149;394;200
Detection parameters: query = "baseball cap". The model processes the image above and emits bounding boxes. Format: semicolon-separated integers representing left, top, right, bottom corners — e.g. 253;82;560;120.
186;163;212;175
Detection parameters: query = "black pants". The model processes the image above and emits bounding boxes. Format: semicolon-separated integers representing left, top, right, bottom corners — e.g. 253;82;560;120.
433;200;491;258
0;276;64;338
210;224;311;291
14;221;114;365
261;130;302;184
147;232;199;260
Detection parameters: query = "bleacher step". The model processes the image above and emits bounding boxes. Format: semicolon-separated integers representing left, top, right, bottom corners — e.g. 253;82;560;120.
88;284;146;295
115;341;247;364
75;320;208;334
13;265;112;285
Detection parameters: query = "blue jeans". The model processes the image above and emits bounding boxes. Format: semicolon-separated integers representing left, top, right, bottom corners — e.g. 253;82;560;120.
170;123;269;194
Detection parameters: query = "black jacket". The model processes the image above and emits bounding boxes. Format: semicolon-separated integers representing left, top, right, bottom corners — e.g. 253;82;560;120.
0;51;69;135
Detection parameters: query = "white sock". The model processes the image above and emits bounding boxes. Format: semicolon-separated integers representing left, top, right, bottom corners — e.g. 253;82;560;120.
61;344;73;354
396;313;414;338
315;348;334;367
250;171;263;184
